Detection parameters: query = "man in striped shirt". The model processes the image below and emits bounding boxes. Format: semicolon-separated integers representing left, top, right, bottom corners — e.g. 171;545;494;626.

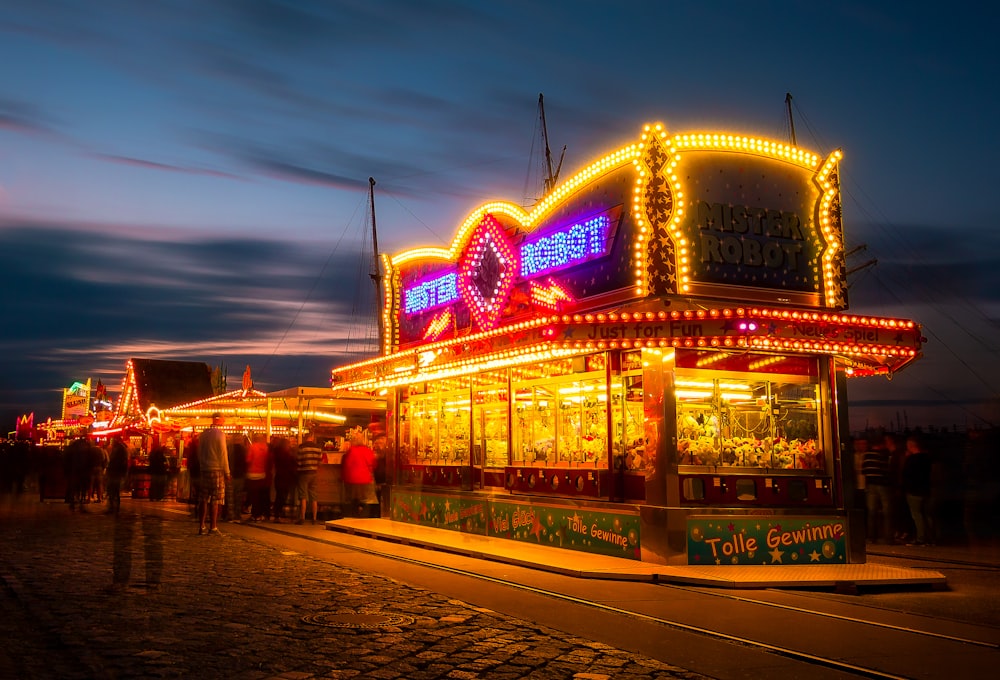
861;435;896;544
295;434;324;525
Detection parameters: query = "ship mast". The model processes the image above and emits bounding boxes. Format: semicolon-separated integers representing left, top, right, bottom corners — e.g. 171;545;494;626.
368;177;384;348
539;93;566;194
785;92;797;146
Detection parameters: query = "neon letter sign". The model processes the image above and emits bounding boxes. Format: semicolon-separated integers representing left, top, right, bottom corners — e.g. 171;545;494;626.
404;272;459;314
520;215;610;277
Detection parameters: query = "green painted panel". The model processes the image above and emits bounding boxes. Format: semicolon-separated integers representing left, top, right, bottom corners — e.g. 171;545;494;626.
687;517;848;565
490;500;641;560
390;490;489;535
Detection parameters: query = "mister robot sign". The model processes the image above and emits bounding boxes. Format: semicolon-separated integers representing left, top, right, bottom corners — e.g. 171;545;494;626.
388;125;846;352
647;135;846;310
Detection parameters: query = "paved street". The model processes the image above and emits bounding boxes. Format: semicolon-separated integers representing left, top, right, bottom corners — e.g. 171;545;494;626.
0;494;708;680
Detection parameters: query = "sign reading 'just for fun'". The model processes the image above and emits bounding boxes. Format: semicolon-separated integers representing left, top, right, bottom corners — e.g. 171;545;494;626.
687;517;847;565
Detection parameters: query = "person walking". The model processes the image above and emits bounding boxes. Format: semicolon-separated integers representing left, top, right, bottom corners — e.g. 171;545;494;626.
244;433;270;521
148;443;168;501
270;435;296;522
88;441;108;503
197;413;230;535
105;436;129;515
902;435;933;546
294;434;323;525
186;435;201;517
342;433;377;518
64;435;91;511
861;434;895;544
226;433;249;523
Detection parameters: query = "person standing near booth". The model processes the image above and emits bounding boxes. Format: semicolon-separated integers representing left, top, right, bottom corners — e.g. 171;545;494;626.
294;434;323;525
105;436;129;515
244;433;270;522
861;435;894;544
271;436;296;522
197;413;230;535
342;433;377;518
902;435;933;546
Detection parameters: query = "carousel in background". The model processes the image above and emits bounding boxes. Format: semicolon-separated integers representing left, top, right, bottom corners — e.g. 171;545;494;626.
19;358;384;503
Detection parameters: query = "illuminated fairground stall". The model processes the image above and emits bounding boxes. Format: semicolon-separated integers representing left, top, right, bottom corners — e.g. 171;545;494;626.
331;123;923;566
98;360;380;505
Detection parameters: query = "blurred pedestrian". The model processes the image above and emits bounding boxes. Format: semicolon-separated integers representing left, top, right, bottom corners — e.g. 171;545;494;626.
962;428;998;543
271;435;296;522
245;432;270;521
373;434;388;511
88;441;108;503
186;435;201;517
342;433;377;519
902;435;933;546
64;435;91;511
295;434;323;525
148;443;168;501
226;433;249;523
105;436;129;515
883;434;911;543
197;413;230;536
861;434;894;544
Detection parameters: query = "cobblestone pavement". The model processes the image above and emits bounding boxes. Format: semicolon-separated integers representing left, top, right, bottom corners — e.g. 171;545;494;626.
0;494;710;680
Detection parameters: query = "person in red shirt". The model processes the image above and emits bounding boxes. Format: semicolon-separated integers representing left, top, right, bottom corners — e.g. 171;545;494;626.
341;434;377;518
244;433;271;521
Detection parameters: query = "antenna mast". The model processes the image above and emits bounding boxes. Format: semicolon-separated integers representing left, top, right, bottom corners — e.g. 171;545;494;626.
539;93;566;193
785;92;797;146
368;177;384;348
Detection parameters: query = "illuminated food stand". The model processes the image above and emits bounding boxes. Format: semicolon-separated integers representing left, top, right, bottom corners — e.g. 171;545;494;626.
331;123;923;565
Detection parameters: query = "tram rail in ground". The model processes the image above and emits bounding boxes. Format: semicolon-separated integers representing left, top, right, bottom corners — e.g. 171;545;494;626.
219;512;998;680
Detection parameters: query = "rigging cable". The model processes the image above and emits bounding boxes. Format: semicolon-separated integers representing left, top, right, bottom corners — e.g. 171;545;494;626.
259;190;368;385
789;98;999;423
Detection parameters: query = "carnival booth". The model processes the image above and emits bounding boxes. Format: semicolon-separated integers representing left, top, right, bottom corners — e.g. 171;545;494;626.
88;358;385;510
334;122;924;566
159;386;384;510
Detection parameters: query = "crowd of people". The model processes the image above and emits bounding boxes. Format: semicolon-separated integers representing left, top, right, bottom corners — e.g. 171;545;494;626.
3;420;995;547
854;427;1000;546
0;415;385;532
180;415;383;532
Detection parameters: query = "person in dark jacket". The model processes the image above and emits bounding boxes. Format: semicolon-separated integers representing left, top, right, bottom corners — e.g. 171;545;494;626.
226;434;249;522
64;436;91;511
105;436;129;514
901;435;933;545
148;444;168;501
861;435;895;544
270;436;297;522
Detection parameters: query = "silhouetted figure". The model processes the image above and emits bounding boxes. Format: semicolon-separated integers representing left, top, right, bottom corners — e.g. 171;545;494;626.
861;435;894;543
148;444;168;501
902;436;933;545
64;436;91;511
271;436;296;522
105;437;129;515
226;433;249;523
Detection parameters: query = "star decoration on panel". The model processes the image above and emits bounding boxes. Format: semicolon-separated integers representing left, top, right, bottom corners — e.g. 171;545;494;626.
457;215;519;331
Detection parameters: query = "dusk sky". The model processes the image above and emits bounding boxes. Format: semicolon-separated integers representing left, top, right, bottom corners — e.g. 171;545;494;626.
1;0;998;433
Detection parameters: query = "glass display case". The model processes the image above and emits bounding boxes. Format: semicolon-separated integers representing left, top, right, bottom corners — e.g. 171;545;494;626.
400;378;471;465
512;356;609;467
675;364;824;471
611;351;645;471
472;370;509;468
